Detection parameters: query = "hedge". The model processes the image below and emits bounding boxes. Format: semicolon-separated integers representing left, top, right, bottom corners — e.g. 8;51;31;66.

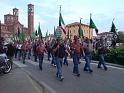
92;46;124;65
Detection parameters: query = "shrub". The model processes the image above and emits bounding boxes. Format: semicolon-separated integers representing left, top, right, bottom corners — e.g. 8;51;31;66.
92;46;124;65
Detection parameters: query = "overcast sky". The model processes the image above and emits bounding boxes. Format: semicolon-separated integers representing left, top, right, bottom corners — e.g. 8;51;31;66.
0;0;124;36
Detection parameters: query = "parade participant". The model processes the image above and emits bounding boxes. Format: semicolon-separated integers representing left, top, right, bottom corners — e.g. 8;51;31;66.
69;39;73;58
27;41;32;59
33;40;38;62
45;40;51;61
6;43;15;65
53;38;66;81
51;39;57;67
71;35;81;77
63;39;70;66
17;42;22;60
83;38;93;73
21;41;28;64
36;41;46;70
97;38;108;71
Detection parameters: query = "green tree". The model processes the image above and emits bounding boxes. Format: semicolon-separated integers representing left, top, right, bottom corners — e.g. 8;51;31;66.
117;31;124;43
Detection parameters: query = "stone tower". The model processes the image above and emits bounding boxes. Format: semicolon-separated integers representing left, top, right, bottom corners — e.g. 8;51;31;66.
13;8;19;22
28;4;34;37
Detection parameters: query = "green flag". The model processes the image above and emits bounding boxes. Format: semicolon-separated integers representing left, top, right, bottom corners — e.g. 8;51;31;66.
17;27;20;40
38;23;42;36
21;30;25;42
78;19;83;38
26;32;29;40
59;6;66;34
90;15;98;34
54;26;57;38
35;30;38;36
59;13;65;26
31;31;36;40
110;21;116;34
44;30;48;41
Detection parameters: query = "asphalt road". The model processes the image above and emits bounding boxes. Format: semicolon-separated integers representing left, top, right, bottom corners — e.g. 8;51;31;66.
13;55;124;93
0;64;44;93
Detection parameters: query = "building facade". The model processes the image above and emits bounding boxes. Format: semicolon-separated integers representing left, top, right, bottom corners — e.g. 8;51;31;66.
0;4;34;42
61;22;93;39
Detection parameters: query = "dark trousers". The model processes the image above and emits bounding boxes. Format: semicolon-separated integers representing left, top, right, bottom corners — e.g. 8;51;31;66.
72;53;80;74
48;51;51;61
84;54;92;70
34;52;37;62
38;54;44;70
63;54;68;65
22;51;27;64
28;50;31;59
51;54;56;65
98;54;107;69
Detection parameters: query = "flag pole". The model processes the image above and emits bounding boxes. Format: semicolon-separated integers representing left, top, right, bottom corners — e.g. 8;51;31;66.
89;13;92;39
59;5;62;38
59;5;62;14
79;17;82;40
112;18;115;22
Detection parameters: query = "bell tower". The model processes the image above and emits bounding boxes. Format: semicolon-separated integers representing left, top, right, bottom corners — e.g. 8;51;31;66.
28;4;34;37
13;8;19;22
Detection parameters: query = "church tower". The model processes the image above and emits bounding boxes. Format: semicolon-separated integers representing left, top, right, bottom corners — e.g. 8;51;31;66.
13;8;19;23
28;4;34;37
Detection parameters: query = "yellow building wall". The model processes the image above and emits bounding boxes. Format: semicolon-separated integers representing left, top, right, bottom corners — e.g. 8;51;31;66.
61;24;93;39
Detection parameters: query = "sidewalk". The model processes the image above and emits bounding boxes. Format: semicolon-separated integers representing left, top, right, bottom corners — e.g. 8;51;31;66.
0;64;44;93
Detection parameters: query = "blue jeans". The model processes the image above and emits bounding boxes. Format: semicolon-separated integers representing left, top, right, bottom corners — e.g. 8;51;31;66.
56;57;63;78
34;52;37;62
72;53;80;74
98;54;107;69
84;54;92;70
63;54;68;65
38;54;44;70
18;49;21;60
14;48;18;58
48;51;51;60
51;55;56;65
28;50;31;59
